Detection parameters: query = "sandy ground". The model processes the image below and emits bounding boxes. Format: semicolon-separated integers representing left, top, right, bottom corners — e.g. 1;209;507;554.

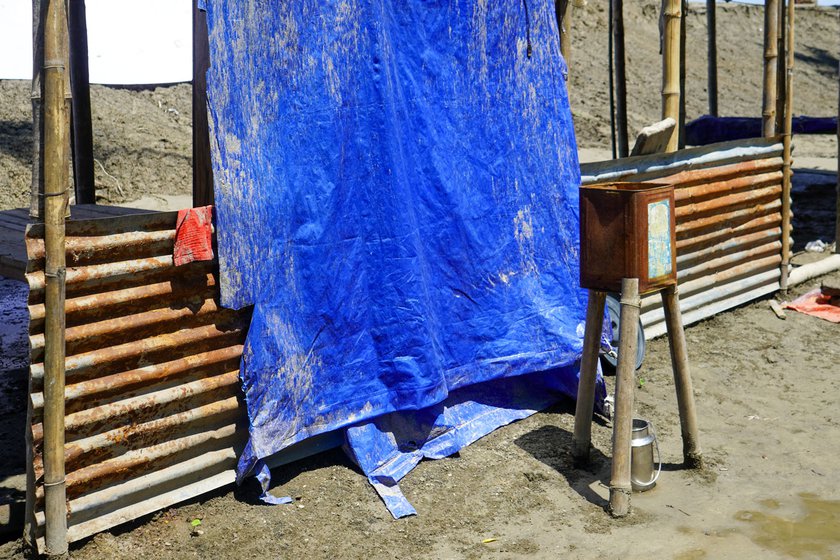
1;271;837;560
0;1;839;559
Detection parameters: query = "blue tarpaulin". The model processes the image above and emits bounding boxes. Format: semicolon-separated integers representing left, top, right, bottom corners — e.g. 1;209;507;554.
203;0;603;516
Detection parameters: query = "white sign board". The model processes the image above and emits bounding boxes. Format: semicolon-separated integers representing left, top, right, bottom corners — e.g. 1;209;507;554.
0;0;192;84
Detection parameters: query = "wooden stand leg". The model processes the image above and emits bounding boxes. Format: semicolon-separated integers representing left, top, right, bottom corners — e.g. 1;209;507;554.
661;285;703;468
609;278;640;517
573;290;606;464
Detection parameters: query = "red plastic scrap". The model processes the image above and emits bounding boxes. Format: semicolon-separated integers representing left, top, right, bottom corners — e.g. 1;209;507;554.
174;205;214;266
784;289;840;323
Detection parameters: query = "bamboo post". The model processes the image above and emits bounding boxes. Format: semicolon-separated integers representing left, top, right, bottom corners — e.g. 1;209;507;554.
572;291;606;464
612;0;629;158
555;0;572;68
30;0;45;218
608;0;617;159
609;278;640;518
661;285;702;467
193;0;214;207
678;0;687;149
762;0;779;138
68;0;95;205
42;0;69;555
836;60;839;254
775;0;787;134
780;0;794;289
706;0;717;116
662;0;682;153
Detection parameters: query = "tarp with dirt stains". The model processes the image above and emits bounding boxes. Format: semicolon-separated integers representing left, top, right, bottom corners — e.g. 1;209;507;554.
203;0;602;516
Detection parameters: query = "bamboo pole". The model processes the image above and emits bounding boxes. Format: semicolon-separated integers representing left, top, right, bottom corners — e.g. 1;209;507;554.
609;0;617;159
42;0;69;554
678;0;687;149
775;0;787;134
68;0;95;205
706;0;718;116
555;0;572;68
762;0;779;138
780;0;794;290
572;290;606;464
30;0;45;218
662;0;682;152
609;278;639;518
661;285;703;467
613;0;629;158
836;60;839;253
193;0;214;207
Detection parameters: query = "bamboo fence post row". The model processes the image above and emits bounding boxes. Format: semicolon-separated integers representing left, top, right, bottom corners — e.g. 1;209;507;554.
68;0;95;205
776;0;787;134
193;0;214;207
762;0;780;138
706;0;717;116
556;0;572;68
662;0;681;153
836;59;840;253
678;0;687;149
41;0;70;555
612;0;629;158
780;0;794;290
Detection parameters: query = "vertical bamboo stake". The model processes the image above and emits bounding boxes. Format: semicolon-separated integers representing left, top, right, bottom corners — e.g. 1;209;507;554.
762;0;779;138
572;291;606;464
30;0;45;218
608;0;617;159
706;0;717;116
678;0;687;149
775;0;787;134
609;278;640;518
613;0;629;158
193;0;214;207
661;285;702;467
42;0;69;555
780;0;794;289
662;0;682;153
555;0;572;68
68;0;95;205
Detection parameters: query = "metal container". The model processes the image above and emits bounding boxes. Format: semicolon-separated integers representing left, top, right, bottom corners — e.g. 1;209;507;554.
580;182;677;295
630;418;661;492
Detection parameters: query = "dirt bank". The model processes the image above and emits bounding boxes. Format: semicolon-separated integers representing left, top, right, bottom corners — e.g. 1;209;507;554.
1;2;837;211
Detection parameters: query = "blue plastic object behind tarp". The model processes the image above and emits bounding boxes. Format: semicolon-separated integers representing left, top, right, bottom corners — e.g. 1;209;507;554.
204;0;603;516
686;115;838;146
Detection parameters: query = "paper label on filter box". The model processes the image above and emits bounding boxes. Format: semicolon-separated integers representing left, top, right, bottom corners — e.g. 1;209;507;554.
647;200;672;279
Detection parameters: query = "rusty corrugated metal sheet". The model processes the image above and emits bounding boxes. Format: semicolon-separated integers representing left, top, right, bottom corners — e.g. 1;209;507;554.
581;137;787;339
24;211;251;551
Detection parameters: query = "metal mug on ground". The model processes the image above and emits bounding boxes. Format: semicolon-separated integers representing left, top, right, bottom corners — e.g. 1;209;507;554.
630;417;661;492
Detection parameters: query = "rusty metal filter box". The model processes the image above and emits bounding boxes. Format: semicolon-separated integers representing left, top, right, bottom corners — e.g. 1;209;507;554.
580;182;677;294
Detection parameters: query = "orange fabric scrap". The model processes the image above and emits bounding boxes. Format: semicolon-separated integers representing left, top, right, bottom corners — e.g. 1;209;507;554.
784;289;840;323
174;205;214;266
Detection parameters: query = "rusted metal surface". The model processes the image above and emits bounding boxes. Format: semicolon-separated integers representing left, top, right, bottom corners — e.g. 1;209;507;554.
25;210;251;552
580;182;677;294
581;137;786;339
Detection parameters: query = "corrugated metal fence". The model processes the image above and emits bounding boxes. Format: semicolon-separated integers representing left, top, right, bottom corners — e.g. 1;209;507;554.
24;211;251;550
581;137;787;338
